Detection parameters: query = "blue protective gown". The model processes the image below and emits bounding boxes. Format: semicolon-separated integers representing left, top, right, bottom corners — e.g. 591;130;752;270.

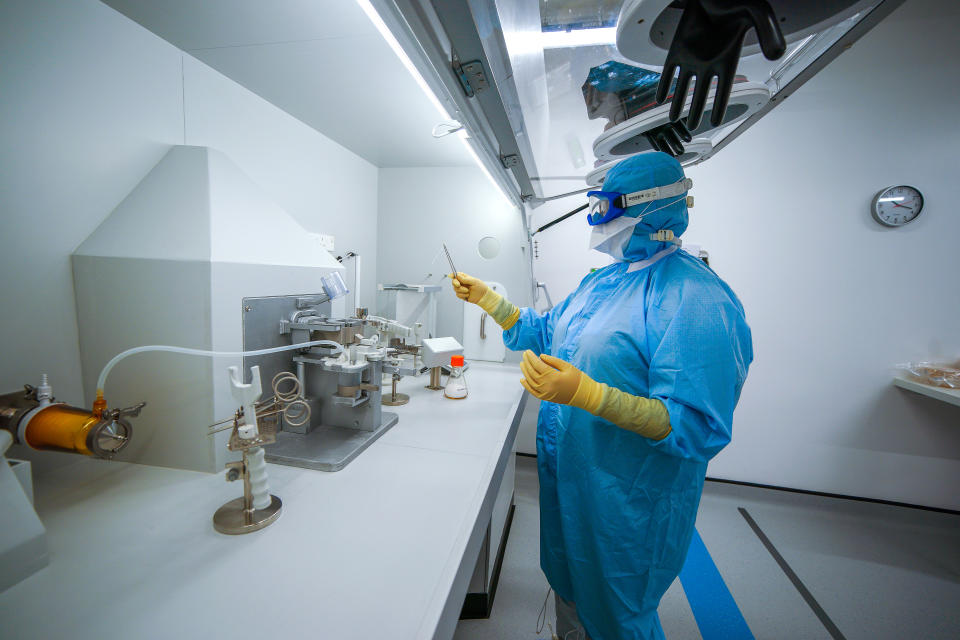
504;248;753;640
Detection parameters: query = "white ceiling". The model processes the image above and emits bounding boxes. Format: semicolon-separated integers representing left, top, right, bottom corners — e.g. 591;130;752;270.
102;0;474;167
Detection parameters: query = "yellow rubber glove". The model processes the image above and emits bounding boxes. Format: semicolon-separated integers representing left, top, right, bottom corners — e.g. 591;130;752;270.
519;350;671;441
450;272;520;330
520;350;597;406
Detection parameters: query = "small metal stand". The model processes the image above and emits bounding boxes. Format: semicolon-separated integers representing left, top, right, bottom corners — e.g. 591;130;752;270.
213;446;283;535
210;366;283;535
382;373;409;406
426;366;444;391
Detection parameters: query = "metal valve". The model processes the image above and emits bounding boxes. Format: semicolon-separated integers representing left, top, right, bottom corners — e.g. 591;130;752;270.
112;402;147;420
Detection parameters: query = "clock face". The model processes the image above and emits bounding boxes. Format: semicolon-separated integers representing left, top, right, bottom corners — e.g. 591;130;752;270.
872;185;924;227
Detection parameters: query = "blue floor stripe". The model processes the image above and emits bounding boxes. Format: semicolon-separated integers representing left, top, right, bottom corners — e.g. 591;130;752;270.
678;528;755;640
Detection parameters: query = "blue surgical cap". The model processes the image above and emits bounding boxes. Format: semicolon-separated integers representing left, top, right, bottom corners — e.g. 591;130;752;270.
602;152;689;261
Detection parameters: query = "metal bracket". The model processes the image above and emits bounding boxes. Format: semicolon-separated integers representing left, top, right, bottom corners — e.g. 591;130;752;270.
296;296;328;309
526;186;591;206
500;154;520;169
454;58;488;97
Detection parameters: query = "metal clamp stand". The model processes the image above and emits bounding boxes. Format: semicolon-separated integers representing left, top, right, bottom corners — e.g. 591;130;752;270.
382;373;410;406
214;447;282;535
212;366;282;535
426;366;444;391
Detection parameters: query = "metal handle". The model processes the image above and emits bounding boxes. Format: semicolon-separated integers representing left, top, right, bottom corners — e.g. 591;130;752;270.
480;313;487;340
536;282;555;311
114;401;147;419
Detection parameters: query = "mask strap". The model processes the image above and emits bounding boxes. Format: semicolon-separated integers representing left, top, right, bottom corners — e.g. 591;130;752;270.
632;193;688;223
631;194;688;245
648;230;682;246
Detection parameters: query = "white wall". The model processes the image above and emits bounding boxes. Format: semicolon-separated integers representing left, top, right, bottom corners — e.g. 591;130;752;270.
527;181;615;310
180;55;379;304
0;0;377;456
376;167;531;362
530;0;960;509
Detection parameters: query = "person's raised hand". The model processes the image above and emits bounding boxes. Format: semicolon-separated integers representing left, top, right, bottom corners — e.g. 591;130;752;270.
451;272;490;305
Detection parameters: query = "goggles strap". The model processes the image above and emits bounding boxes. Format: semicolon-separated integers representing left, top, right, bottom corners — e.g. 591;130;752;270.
621;177;693;208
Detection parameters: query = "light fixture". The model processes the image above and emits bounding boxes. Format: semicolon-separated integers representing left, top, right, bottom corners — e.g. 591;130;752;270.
540;27;617;49
354;0;450;119
354;0;515;207
432;120;465;138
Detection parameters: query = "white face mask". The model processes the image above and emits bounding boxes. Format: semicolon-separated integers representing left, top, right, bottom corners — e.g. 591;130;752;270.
588;214;643;261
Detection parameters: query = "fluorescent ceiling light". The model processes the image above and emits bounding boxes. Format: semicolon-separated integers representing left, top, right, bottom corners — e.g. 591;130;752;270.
354;0;450;120
505;27;616;56
540;27;616;49
354;0;515;207
459;136;515;207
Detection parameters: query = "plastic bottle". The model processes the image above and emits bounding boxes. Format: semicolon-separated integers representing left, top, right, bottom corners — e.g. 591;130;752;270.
444;355;468;400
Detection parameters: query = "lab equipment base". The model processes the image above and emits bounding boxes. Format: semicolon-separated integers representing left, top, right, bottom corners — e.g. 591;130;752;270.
213;495;283;535
382;393;410;406
265;412;399;471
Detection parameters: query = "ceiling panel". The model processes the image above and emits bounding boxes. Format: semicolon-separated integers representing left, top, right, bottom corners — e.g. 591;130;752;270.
102;0;474;167
103;0;374;49
193;36;473;166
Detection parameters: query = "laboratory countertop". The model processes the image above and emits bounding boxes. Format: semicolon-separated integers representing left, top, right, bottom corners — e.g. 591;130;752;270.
893;375;960;409
0;362;526;640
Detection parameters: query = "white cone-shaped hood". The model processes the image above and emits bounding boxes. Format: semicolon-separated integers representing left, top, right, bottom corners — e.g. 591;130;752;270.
75;145;340;269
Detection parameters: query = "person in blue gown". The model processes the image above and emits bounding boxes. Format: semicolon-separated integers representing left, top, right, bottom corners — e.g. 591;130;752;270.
451;151;753;639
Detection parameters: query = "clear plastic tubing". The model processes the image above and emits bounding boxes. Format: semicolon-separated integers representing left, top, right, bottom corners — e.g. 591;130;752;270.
96;341;343;393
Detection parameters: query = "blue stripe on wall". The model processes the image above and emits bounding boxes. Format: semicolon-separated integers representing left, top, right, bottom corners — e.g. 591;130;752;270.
678;528;755;640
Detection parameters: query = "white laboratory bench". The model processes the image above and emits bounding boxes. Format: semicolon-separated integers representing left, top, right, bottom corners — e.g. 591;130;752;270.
0;362;527;640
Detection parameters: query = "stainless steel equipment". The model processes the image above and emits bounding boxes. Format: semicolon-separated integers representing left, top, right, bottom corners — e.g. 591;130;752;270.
211;411;283;534
210;365;283;534
443;242;458;276
382;373;410;406
0;375;142;459
241;294;401;472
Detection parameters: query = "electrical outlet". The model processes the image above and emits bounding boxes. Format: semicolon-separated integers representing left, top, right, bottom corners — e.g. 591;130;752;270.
309;232;335;252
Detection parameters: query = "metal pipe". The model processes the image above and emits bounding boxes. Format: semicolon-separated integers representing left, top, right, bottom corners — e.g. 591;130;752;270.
242;449;253;517
296;361;306;395
532;203;589;235
526;187;591;205
291;309;319;323
426;367;444;391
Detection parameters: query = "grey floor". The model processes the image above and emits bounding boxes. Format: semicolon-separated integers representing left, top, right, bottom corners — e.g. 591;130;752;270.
454;455;960;640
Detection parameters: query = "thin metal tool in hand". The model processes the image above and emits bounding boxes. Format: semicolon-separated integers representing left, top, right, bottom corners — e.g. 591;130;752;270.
443;243;458;278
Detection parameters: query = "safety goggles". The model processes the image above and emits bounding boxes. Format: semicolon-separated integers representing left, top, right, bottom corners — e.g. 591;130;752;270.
586;177;693;226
